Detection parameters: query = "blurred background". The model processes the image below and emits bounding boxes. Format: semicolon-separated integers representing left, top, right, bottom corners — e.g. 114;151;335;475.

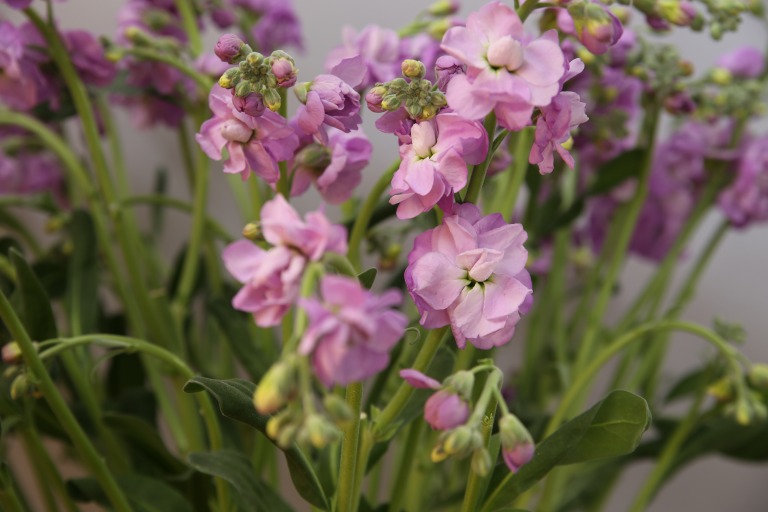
3;0;768;510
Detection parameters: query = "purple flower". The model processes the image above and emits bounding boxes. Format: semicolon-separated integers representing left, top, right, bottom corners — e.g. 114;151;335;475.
237;0;304;53
222;196;347;327
0;152;64;199
2;0;33;8
399;368;441;389
503;438;534;472
0;21;47;111
195;53;232;78
296;75;362;140
118;0;188;43
405;203;533;349
215;33;248;64
716;46;765;79
196;85;299;183
291;128;372;204
529;91;588;174
441;1;566;131
434;55;465;92
389;112;488;219
425;390;471;430
325;25;401;89
719;136;768;228
114;95;186;128
299;275;407;387
210;6;237;29
64;30;117;87
232;93;266;117
272;57;298;87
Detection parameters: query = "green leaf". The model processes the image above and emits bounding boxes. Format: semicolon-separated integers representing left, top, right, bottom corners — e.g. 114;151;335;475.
9;249;58;341
67;474;193;512
586;149;645;196
184;377;330;510
357;268;378;289
189;450;293;512
208;299;271;381
481;390;650;512
66;211;99;334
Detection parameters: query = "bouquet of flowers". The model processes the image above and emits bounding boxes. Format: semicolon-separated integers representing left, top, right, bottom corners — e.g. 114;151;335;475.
1;0;767;510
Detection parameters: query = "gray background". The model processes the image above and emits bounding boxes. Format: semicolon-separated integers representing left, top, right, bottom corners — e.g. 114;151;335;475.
4;0;768;510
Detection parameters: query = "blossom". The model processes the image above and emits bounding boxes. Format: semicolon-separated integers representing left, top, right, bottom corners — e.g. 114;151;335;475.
434;55;465;92
196;85;299;183
425;390;471;430
566;1;624;55
441;1;566;130
0;21;47;111
529;91;588;174
400;368;441;389
215;33;248;64
64;30;117;87
716;46;765;79
389;112;488;219
299;275;407;387
222;196;347;327
0;152;64;200
499;415;534;473
291;128;372;204
325;25;401;89
719;136;768;228
295;75;362;139
405;203;533;349
233;0;304;53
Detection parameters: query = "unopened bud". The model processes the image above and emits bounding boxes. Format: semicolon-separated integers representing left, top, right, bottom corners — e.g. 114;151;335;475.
293;82;311;104
401;59;426;79
296;143;332;172
471;448;493;477
254;359;297;414
1;342;23;365
242;222;261;241
442;426;482;457
711;68;732;85
748;364;768;390
263;88;282;112
707;377;735;402
246;52;264;67
270;51;298;88
233;92;266;117
215;34;250;64
443;371;475;399
304;414;340;449
366;86;388;113
234;80;255;98
499;414;534;473
123;26;153;46
428;0;459;16
324;394;355;426
218;68;240;89
658;0;697;26
427;18;454;40
10;374;30;400
381;94;402;112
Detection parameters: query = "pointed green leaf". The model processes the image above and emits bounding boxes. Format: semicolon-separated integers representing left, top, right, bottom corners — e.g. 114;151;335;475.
357;268;378;289
9;249;57;340
66;211;99;334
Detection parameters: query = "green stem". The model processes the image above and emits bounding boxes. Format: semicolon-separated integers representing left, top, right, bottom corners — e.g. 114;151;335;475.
629;383;708;512
0;291;133;512
348;160;400;269
517;0;541;21
373;326;450;437
543;320;739;438
463;113;497;205
387;421;424;512
123;47;212;92
19;425;79;512
122;195;233;242
0;474;25;512
173;0;203;56
495;127;533;220
336;382;363;512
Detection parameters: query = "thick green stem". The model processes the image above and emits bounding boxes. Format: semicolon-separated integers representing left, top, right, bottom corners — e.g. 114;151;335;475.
122;196;233;242
123;47;211;91
173;0;203;56
0;292;133;512
463;113;498;205
387;421;424;512
336;382;363;512
494;128;533;220
348;161;400;269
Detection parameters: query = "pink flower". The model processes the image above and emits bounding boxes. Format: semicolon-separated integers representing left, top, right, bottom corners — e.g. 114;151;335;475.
291;128;372;204
296;75;362;140
399;368;441;389
441;2;566;130
222;196;348;327
389;112;488;219
716;46;765;79
434;55;466;92
719;136;768;228
499;414;534;472
325;25;401;89
529;91;588;174
425;390;471;430
299;275;407;387
405;203;533;349
196;85;299;183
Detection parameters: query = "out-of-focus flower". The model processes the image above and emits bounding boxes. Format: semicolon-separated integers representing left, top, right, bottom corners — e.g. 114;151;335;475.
291;128;372;204
196;85;299;183
566;0;624;55
405;203;533;349
389;112;488;219
0;152;65;201
499;414;535;472
295;75;362;140
0;21;48;111
233;0;304;53
400;369;472;431
434;54;465;92
64;30;117;87
441;1;566;130
325;25;401;89
719;136;768;228
715;46;765;79
299;275;407;387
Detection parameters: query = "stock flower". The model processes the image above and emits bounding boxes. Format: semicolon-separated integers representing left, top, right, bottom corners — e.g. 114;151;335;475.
565;0;624;55
0;152;64;199
719;136;768;228
223;196;347;327
325;25;401;89
499;414;535;473
400;369;471;430
389;112;488;219
118;0;189;43
405;203;533;349
295;75;362;140
233;0;304;53
215;33;248;64
2;0;32;8
196;85;299;183
434;55;465;92
64;30;117;87
441;1;566;130
716;46;765;79
291;128;372;204
529;91;588;174
0;21;48;111
299;275;407;387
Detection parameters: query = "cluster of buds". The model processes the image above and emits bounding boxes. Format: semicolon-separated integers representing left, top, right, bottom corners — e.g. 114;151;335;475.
2;341;41;400
365;59;447;121
628;43;694;99
707;363;768;426
691;77;766;121
253;356;353;450
215;34;298;113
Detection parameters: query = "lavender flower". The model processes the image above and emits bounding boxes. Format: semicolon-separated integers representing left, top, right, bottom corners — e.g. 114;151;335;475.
295;75;362;140
299;276;407;387
719;136;768;228
400;369;471;431
716;46;765;79
233;0;304;54
325;25;401;89
64;30;117;87
405;203;533;349
0;21;47;111
0;152;64;199
529;91;588;174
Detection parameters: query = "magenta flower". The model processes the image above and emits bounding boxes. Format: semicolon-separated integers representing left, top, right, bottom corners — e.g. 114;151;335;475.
716;46;765;79
215;34;248;64
196;85;299;183
325;25;401;89
400;369;441;389
233;0;304;53
434;55;465;92
503;439;535;472
400;369;471;430
389;112;488;219
499;414;534;472
719;136;768;228
441;1;566;130
291;128;372;204
0;152;64;201
529;91;588;174
405;203;533;349
64;30;117;87
296;75;362;140
299;275;407;387
566;2;624;55
223;196;348;327
118;0;189;43
0;21;47;111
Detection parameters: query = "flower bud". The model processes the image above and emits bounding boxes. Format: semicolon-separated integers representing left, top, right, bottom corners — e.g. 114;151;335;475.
401;59;426;79
748;364;768;390
123;26;153;47
711;68;733;85
10;374;31;400
242;222;261;241
570;2;623;55
365;86;387;113
381;94;402;112
304;414;341;449
233;92;266;117
427;18;454;40
293;82;311;104
324;394;355;426
2;342;23;365
215;34;250;64
499;414;534;473
218;67;240;89
428;0;459;16
657;0;698;26
471;448;493;477
707;376;735;402
263;88;282;112
443;370;475;399
246;52;264;67
234;80;255;98
425;389;471;430
271;51;298;88
443;425;483;457
295;143;333;172
253;359;297;414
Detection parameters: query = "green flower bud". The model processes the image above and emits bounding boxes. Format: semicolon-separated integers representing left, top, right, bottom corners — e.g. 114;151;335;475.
443;370;475;400
218;68;240;89
428;0;459;16
1;342;23;365
304;414;341;449
748;364;768;390
471;448;493;477
293;82;311;104
323;394;355;426
711;68;733;85
402;59;426;79
242;222;261;241
10;374;30;400
263;88;282;112
381;94;403;112
254;359;297;414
